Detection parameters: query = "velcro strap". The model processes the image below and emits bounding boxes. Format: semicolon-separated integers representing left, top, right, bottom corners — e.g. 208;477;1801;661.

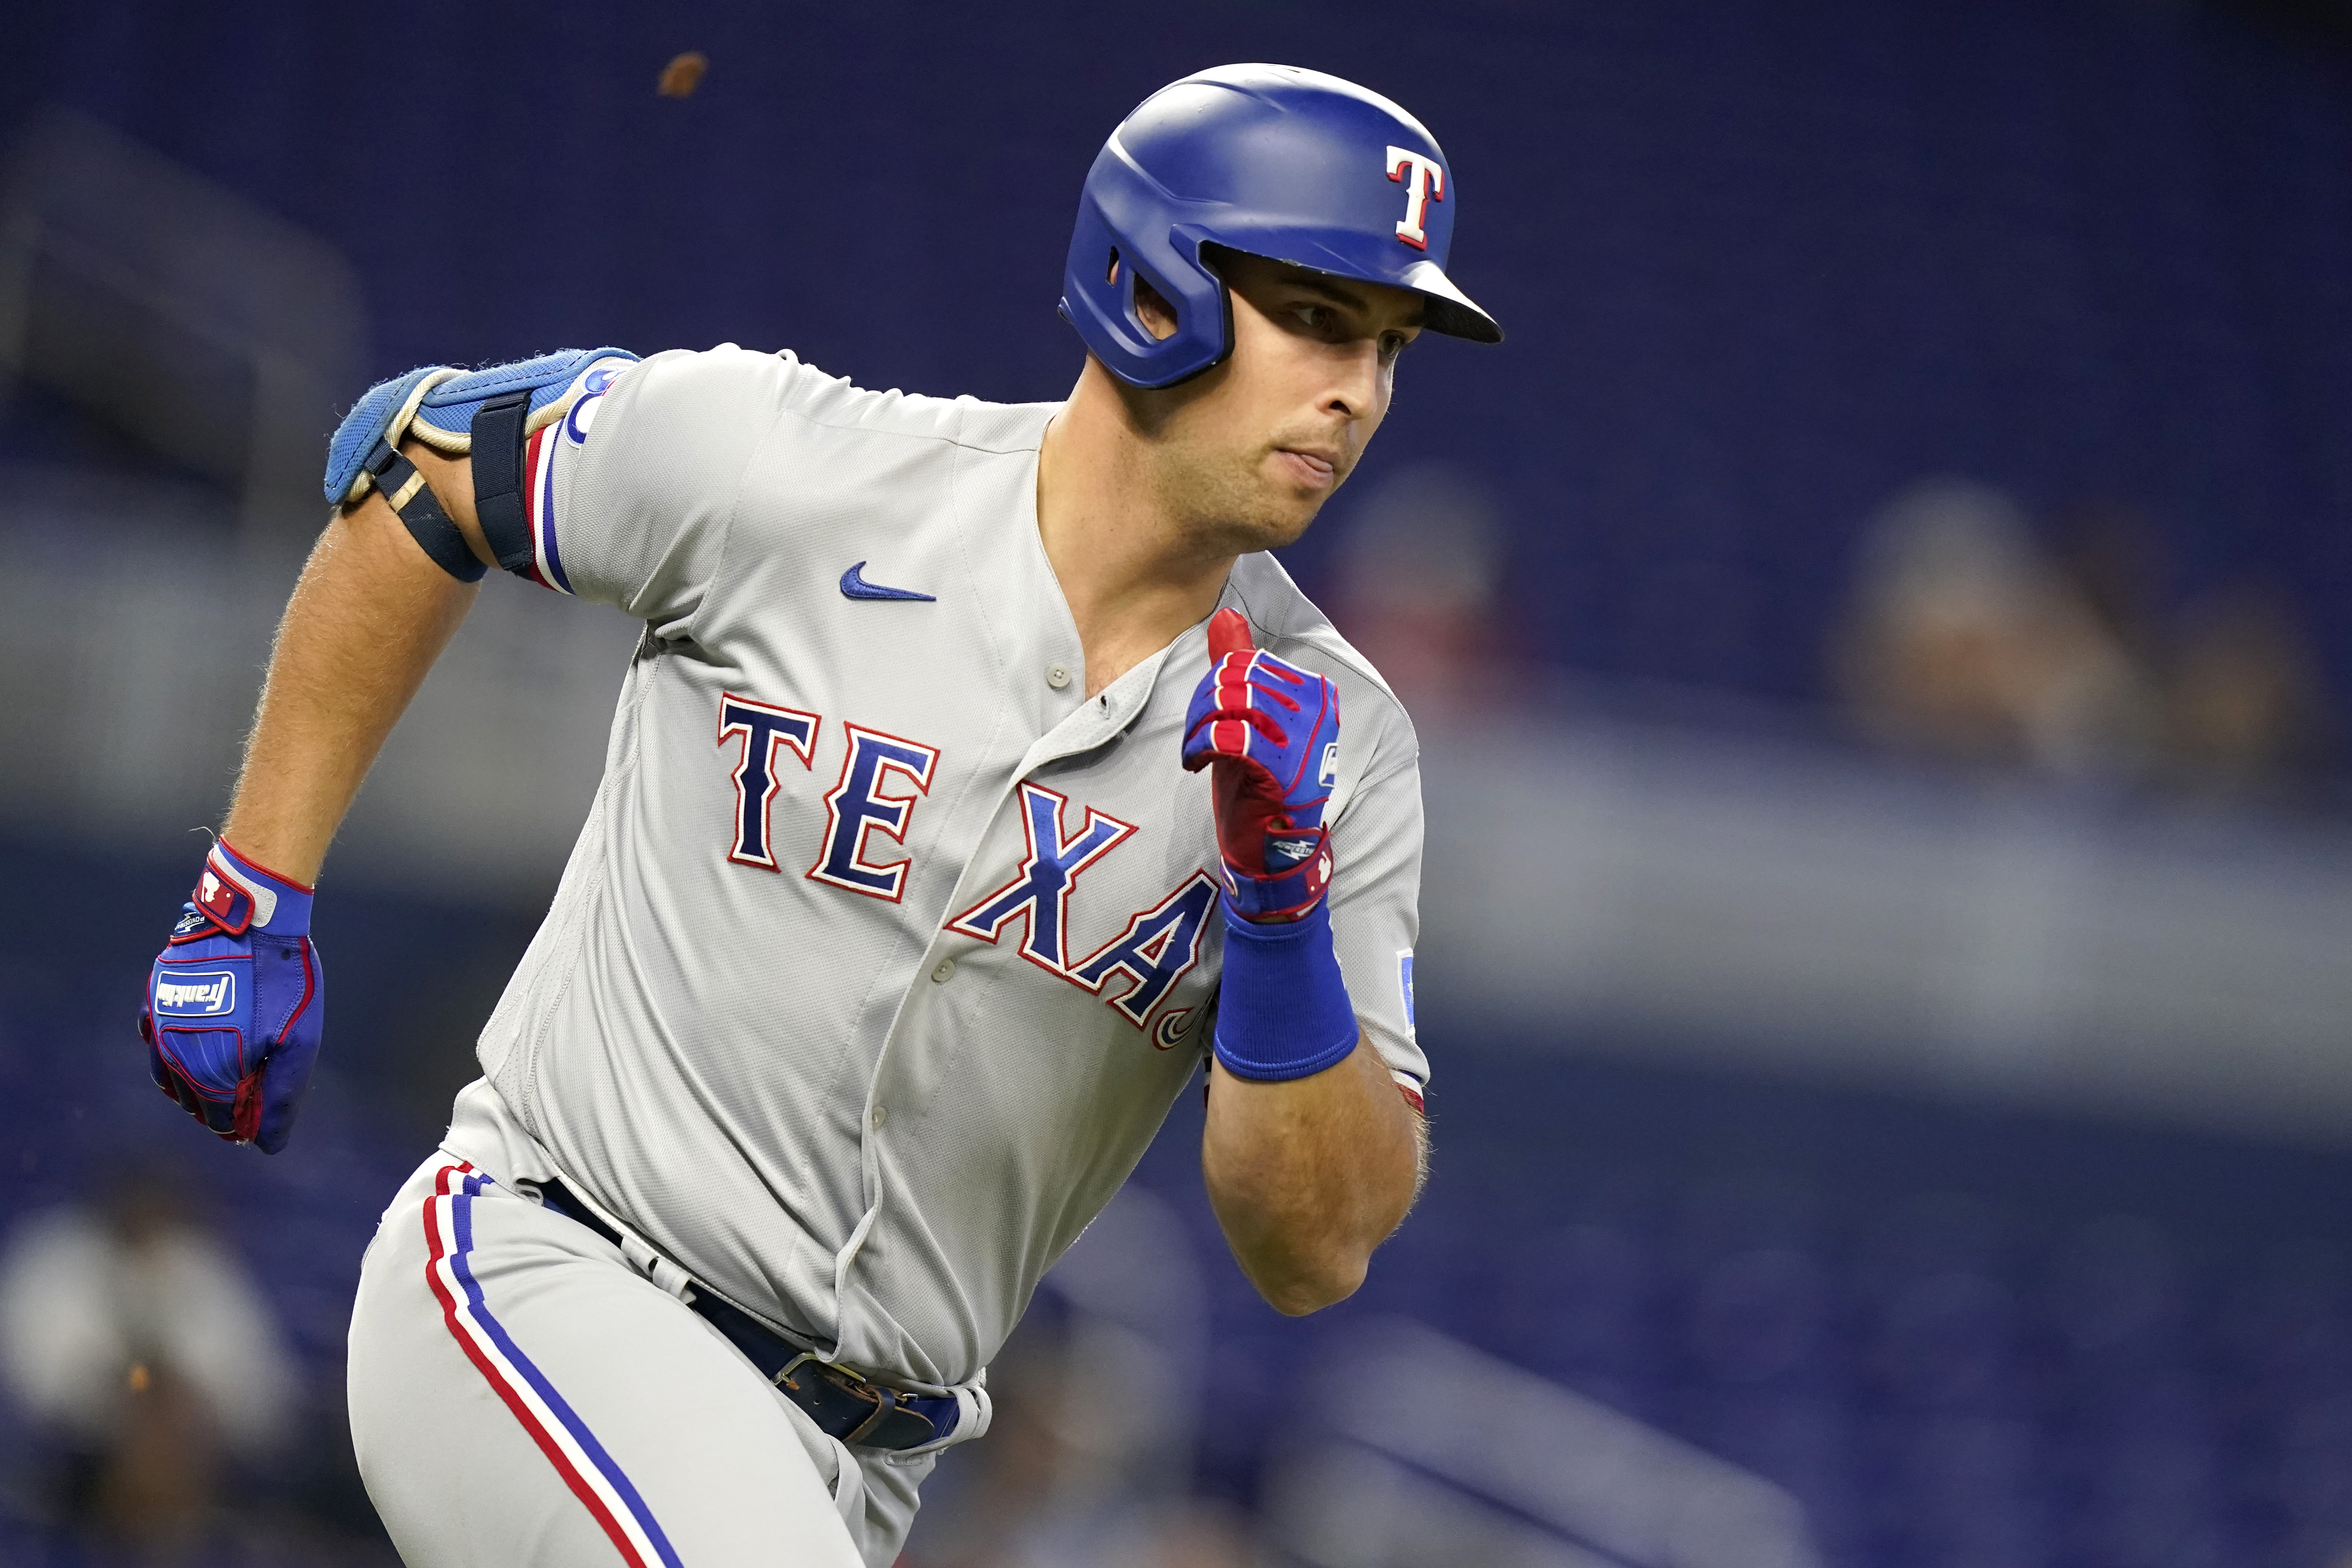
366;442;486;583
168;873;249;944
1224;827;1331;920
470;391;536;576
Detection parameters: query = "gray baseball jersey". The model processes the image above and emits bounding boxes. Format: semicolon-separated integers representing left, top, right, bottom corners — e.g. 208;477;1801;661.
448;344;1427;1394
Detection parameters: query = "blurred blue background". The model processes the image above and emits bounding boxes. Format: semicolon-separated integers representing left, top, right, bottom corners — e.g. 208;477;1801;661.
5;1;2352;1565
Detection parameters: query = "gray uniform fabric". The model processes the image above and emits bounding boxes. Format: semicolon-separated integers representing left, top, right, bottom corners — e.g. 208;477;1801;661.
353;344;1426;1560
350;1149;919;1566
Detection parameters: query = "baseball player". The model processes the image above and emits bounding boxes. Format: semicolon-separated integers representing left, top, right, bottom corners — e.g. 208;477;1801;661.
139;64;1499;1566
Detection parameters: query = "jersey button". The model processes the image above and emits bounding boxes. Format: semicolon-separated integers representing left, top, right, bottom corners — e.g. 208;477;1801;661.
871;1106;887;1129
1046;664;1071;690
930;958;956;983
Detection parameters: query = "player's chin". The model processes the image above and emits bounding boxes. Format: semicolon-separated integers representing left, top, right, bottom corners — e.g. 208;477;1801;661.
1203;498;1319;557
1243;490;1328;551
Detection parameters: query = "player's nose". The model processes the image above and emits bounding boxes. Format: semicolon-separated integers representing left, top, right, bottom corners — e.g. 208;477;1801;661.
1318;339;1386;424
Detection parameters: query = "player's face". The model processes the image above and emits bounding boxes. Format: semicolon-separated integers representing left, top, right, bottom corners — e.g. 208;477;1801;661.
1130;252;1424;554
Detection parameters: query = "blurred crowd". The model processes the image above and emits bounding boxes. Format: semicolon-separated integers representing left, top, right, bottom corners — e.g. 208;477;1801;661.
0;1172;316;1566
1323;465;2339;812
1834;479;2333;800
1323;464;1517;717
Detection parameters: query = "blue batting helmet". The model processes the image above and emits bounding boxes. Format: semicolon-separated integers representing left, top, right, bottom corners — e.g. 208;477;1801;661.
1060;64;1504;389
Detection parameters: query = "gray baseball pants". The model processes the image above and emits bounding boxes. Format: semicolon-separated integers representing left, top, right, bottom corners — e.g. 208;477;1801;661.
348;1152;929;1566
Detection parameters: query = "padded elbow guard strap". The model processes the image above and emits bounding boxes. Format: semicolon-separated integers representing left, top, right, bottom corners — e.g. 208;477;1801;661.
468;391;536;575
324;348;638;582
362;443;486;582
408;349;639;578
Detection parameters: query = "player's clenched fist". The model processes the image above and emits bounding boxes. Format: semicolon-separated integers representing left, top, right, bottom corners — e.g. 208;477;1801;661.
141;841;323;1154
1183;608;1360;1083
1182;608;1341;923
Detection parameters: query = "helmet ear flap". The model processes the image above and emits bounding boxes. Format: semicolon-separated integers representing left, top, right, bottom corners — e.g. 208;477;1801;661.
1060;173;1233;388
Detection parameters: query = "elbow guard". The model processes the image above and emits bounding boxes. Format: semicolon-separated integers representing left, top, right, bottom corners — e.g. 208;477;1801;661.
323;348;639;582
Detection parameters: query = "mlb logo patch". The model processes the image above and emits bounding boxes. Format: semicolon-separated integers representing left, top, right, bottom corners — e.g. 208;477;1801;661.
155;970;237;1017
1398;950;1415;1033
195;869;242;926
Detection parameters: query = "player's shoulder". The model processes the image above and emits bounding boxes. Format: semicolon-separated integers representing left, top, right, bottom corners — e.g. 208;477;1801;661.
616;344;1055;453
1225;552;1418;783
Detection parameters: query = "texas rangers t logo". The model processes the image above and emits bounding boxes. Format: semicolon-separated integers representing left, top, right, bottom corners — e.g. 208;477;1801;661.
1384;146;1445;250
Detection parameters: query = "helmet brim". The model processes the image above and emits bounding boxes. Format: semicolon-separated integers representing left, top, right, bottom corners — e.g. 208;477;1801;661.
1398;259;1504;345
1206;242;1503;347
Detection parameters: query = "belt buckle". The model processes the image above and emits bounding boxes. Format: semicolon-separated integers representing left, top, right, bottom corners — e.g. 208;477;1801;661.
773;1351;881;1418
772;1351;851;1396
773;1353;929;1448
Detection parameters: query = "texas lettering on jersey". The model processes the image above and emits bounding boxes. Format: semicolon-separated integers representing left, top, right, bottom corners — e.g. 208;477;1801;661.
948;785;1136;972
721;695;1213;1038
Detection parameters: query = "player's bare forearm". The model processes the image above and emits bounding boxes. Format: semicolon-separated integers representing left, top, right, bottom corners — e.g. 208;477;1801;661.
220;477;481;883
1201;1036;1424;1316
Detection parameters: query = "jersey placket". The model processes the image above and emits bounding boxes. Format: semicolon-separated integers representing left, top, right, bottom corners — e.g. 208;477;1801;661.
830;643;1176;1366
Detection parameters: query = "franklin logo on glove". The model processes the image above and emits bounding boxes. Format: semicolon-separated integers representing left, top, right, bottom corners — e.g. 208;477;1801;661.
154;972;236;1016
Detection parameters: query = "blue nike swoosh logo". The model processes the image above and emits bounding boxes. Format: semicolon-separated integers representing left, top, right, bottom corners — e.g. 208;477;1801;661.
839;562;936;602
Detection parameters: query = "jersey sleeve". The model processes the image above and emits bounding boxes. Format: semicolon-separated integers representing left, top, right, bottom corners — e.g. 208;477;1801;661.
1325;709;1428;1105
528;345;790;630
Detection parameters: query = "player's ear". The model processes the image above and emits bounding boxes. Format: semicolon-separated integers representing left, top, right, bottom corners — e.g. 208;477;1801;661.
1133;271;1180;343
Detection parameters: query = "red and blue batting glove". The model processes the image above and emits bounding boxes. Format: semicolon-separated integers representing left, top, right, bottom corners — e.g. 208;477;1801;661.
1185;609;1360;1082
140;840;323;1154
1182;608;1342;924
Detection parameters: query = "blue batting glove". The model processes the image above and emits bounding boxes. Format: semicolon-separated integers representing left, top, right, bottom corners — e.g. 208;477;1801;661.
1181;608;1341;922
141;841;323;1154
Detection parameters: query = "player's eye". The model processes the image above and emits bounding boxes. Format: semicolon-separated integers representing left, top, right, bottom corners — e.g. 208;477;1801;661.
1378;332;1410;363
1291;304;1334;333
